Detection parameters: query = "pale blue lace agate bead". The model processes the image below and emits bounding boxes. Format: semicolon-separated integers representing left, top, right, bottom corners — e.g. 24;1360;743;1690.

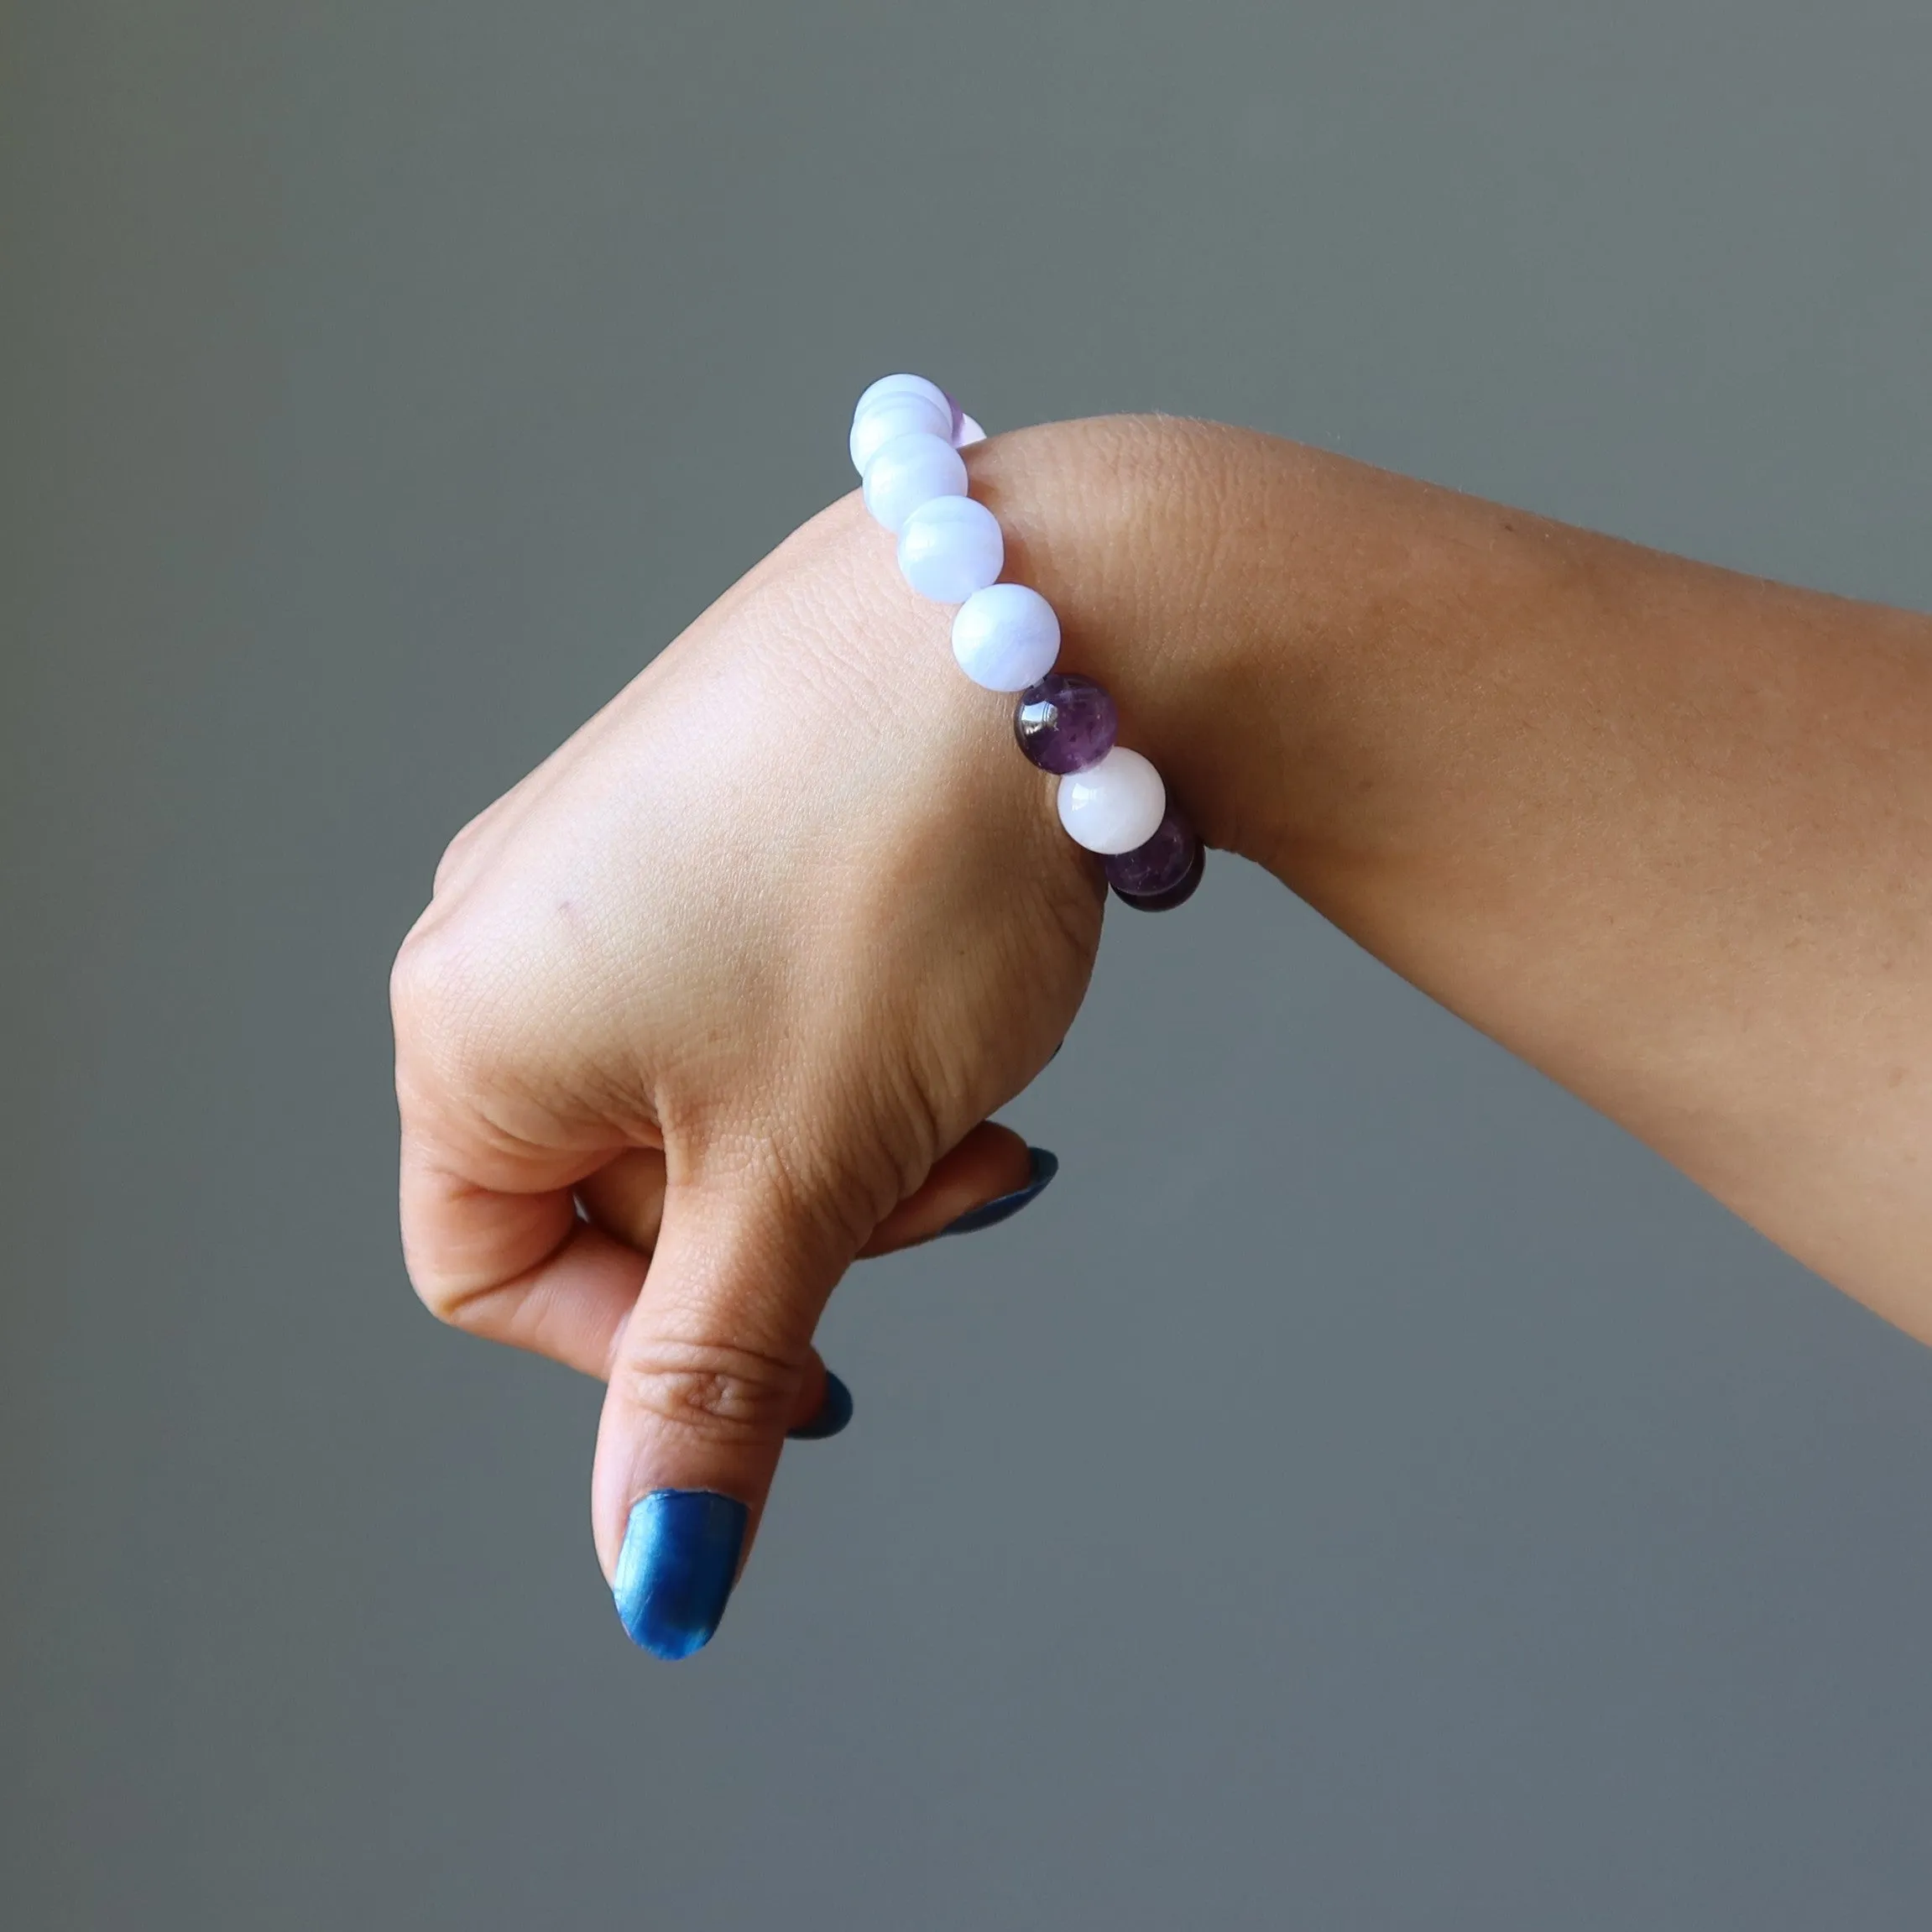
1013;673;1117;773
898;496;1004;603
863;432;969;534
952;584;1060;691
1105;802;1204;910
849;375;953;473
854;372;949;422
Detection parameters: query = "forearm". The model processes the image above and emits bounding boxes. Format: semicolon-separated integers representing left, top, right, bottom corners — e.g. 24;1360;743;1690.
972;416;1932;1335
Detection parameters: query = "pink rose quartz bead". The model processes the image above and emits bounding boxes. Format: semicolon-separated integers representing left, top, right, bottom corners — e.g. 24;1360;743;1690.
1056;746;1166;854
941;390;988;447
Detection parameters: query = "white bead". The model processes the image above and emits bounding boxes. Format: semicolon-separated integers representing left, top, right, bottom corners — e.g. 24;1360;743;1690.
898;495;1005;603
854;372;950;425
951;584;1060;691
953;412;986;448
849;392;954;473
1057;748;1167;854
862;432;969;533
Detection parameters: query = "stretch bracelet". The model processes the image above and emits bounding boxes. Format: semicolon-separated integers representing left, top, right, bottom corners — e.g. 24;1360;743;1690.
849;373;1205;911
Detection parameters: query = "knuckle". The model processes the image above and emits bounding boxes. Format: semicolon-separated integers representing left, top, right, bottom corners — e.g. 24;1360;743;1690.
615;1334;802;1445
431;831;477;899
399;1235;470;1327
724;1118;904;1257
395;1196;494;1332
410;1265;466;1328
389;916;459;1037
389;916;494;1091
431;799;505;897
420;1278;500;1337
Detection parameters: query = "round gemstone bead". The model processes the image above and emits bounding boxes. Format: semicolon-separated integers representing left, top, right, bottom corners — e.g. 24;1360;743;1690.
952;584;1060;691
854;372;950;424
1104;802;1201;901
863;432;969;534
1113;837;1206;911
850;393;954;473
1013;673;1117;773
1056;746;1166;854
898;495;1004;603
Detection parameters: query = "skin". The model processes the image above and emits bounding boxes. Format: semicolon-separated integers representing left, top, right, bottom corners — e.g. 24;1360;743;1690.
391;415;1932;1601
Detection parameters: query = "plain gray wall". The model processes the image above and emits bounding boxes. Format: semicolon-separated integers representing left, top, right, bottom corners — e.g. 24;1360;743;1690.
7;3;1932;1925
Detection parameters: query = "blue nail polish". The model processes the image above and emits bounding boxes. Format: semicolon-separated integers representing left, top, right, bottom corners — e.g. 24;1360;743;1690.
939;1146;1059;1237
787;1369;854;1441
612;1490;748;1659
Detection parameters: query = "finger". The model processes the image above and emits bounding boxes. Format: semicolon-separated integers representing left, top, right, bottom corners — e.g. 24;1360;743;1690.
858;1121;1055;1254
401;1112;651;1374
592;1168;854;1658
405;1127;851;1439
577;1125;1053;1264
576;1146;670;1253
785;1350;854;1441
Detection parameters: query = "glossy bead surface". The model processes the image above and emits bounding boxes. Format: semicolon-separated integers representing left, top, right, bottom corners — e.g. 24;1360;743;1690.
850;390;953;473
898;495;1004;603
1013;673;1117;773
854;372;950;423
1113;838;1206;911
1104;802;1200;898
1056;746;1166;854
954;411;986;448
863;432;969;533
952;584;1060;691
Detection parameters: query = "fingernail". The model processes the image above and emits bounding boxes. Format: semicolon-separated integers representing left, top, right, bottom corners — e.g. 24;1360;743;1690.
612;1490;748;1660
939;1146;1059;1237
787;1369;854;1441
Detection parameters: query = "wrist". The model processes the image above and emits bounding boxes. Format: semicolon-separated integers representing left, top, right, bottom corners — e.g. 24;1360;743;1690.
965;415;1326;871
970;414;1569;911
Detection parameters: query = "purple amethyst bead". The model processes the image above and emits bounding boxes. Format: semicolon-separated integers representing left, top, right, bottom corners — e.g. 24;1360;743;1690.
1104;803;1204;910
1113;841;1206;911
1013;674;1118;775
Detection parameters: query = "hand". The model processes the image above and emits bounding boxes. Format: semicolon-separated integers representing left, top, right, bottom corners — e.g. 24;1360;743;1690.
390;481;1103;1657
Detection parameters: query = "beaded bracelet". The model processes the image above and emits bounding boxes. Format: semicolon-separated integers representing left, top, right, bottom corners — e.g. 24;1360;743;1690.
849;373;1205;911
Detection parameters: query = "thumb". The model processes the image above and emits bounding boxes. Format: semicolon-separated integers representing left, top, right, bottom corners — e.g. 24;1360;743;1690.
591;1167;854;1659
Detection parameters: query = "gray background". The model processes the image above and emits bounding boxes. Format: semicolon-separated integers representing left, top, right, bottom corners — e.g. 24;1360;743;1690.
6;2;1932;1925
